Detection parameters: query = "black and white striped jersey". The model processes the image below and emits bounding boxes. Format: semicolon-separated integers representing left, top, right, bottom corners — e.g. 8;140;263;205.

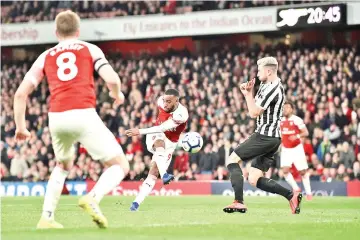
254;78;285;138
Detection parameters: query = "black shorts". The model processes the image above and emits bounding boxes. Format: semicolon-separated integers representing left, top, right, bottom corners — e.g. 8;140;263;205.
234;133;281;172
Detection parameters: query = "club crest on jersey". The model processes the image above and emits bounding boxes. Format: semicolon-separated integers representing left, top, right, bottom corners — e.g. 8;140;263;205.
169;127;177;132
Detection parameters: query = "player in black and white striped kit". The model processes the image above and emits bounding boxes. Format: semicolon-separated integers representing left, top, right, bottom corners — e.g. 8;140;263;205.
255;78;284;137
223;57;302;214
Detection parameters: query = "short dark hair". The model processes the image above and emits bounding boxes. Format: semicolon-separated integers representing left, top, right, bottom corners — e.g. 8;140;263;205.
284;101;295;109
164;88;179;97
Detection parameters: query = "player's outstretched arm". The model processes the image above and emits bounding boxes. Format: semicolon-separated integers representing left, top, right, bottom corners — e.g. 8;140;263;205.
125;119;180;137
125;110;188;137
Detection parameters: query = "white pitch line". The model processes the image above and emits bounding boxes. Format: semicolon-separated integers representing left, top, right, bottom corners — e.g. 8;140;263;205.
141;222;213;227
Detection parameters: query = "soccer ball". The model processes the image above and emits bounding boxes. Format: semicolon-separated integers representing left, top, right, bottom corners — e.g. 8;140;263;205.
181;132;203;153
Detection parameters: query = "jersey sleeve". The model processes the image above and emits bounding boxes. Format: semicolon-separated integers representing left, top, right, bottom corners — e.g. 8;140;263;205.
87;43;109;72
23;50;47;87
293;116;306;129
256;84;280;110
172;106;189;124
157;97;163;108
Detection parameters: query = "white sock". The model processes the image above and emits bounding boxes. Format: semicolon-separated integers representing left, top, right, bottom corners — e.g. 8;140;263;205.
153;147;167;178
42;166;68;220
284;172;299;191
89;165;125;203
302;172;312;195
134;174;157;204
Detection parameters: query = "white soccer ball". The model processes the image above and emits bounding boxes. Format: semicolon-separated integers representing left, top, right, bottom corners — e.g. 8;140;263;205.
181;132;203;153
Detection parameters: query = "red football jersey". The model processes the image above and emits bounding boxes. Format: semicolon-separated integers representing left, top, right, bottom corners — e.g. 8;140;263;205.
28;39;108;112
280;115;305;148
155;97;188;142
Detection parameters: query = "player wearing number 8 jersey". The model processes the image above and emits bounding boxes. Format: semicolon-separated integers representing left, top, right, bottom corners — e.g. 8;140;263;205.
13;10;129;229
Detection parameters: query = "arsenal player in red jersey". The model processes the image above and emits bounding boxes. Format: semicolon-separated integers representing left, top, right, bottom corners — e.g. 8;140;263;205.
13;10;129;229
280;101;312;200
125;89;189;211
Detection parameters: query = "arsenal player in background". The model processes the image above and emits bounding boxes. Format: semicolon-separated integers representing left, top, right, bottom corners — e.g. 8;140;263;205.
280;101;312;200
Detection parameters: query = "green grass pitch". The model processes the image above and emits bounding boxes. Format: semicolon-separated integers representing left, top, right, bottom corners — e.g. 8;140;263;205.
1;196;360;240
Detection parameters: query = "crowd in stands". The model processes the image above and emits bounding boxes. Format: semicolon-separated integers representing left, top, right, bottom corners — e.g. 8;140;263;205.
1;0;321;23
1;40;360;183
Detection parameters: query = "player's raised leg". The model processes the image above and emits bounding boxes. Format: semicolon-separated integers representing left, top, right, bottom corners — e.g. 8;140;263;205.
248;164;302;214
151;140;174;185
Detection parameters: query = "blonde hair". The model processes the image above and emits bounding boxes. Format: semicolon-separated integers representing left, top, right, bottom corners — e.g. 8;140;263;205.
257;57;278;71
55;10;80;37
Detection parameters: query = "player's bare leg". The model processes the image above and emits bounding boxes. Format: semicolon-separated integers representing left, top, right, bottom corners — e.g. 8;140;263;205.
299;169;312;200
81;155;129;228
282;166;301;192
37;160;72;229
248;167;302;214
130;163;159;211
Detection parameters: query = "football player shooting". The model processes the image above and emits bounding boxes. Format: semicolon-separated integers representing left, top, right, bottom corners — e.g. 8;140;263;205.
125;88;188;211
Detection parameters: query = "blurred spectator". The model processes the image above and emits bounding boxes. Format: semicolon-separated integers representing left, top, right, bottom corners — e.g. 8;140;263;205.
349;161;360;181
199;144;218;174
173;150;189;173
214;166;228;181
340;142;356;169
324;124;341;145
336;164;349;181
10;152;28;179
177;169;196;181
218;140;233;166
316;137;331;162
1;0;322;23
